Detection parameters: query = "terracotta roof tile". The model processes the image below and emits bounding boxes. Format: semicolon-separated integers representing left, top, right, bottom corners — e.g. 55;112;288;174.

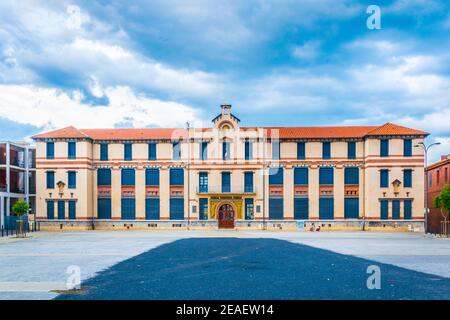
365;122;429;136
31;126;89;139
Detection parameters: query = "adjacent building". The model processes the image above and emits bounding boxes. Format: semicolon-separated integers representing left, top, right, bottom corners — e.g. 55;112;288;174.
31;105;428;230
0;142;36;228
426;155;450;234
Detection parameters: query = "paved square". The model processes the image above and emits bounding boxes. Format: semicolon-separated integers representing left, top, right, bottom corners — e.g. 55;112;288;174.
0;231;449;299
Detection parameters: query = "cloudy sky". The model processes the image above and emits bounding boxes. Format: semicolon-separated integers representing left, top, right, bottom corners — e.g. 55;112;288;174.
0;0;449;163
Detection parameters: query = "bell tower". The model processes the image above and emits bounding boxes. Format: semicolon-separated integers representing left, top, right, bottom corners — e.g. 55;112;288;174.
212;104;240;130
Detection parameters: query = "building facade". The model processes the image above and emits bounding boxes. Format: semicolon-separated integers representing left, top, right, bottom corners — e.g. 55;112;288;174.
32;105;428;231
0;142;36;228
426;155;450;234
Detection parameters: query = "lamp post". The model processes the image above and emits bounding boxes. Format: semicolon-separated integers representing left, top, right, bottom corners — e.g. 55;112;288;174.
186;121;191;230
414;141;441;233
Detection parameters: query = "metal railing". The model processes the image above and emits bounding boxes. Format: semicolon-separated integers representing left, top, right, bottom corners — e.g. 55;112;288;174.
1;216;40;237
196;185;255;194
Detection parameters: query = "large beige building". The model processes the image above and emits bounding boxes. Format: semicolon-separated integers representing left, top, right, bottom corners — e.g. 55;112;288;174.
32;105;428;231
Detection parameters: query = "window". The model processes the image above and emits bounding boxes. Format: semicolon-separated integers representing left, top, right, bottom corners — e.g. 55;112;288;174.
200;142;208;160
46;171;55;189
404;200;412;220
121;169;135;186
319;198;334;220
97;168;111;186
199;198;208;220
244;172;253;193
145;168;159;186
199;172;208;192
294;167;308;185
319;167;334;185
403;169;412;188
294;198;308;220
403;139;412;157
222;141;230;160
437;170;440;185
269;198;283;220
344;167;359;185
98;199;111;219
221;172;231;192
68;200;76;220
380;200;388;219
170;198;184;220
244;140;252;160
322;142;331;159
380;169;389;188
100;143;108;161
446;168;448;183
380;139;389;157
68;142;76;159
392;200;400;219
148;143;157;160
68;171;76;189
272;141;280;160
347;142;356;159
121;198;136;220
145;198;160;220
173;142;181;160
124;143;132;161
46;142;54;159
344;198;359;219
297;142;305;160
170;168;184;185
57;200;65;220
429;173;432;187
245;198;254;220
47;200;54;219
269;167;283;185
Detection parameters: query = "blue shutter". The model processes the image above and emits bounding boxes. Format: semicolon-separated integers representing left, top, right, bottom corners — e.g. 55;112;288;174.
222;172;231;192
245;198;254;220
145;168;159;186
403;169;412;188
57;200;65;220
294;198;309;219
244;141;252;160
294;167;308;185
269;198;283;220
68;200;76;220
392;200;400;219
344;198;359;219
200;142;208;160
347;142;356;159
380;200;389;219
269;167;283;185
244;172;253;192
272;141;280;160
121;169;135;186
124;143;132;160
100;143;108;161
46;171;55;189
380;139;389;157
199;172;208;192
170;168;184;185
46;142;54;159
403;139;412;157
297;142;305;160
344;167;359;185
170;198;184;220
145;197;160;220
173;142;181;160
98;198;111;219
97;169;111;186
322;142;331;159
148;143;157;160
319;197;334;220
68;142;76;159
319;167;334;185
121;198;136;220
222;142;230;160
380;169;389;188
68;171;76;189
199;198;208;220
404;200;412;220
47;200;54;219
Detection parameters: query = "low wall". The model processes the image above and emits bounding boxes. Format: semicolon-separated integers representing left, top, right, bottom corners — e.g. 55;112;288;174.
36;219;425;232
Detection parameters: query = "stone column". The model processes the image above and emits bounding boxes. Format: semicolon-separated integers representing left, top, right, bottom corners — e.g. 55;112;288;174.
334;166;345;219
309;166;319;219
111;167;121;219
283;166;294;219
135;167;146;219
160;167;170;220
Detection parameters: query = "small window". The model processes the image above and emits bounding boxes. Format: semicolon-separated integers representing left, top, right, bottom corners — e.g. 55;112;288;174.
200;142;208;160
68;142;76;159
347;142;356;159
403;139;412;157
68;171;76;189
145;168;159;186
199;172;208;192
170;168;184;186
322;142;331;159
221;172;231;192
100;143;108;161
97;168;111;186
244;172;253;192
437;170;440;185
344;167;359;185
272;141;280;160
297;142;305;160
319;167;334;185
245;140;252;160
380;169;389;188
148;143;157;160
380;139;389;157
269;167;284;185
46;142;54;159
124;143;132;161
121;169;135;186
46;171;55;189
403;169;412;188
294;167;308;185
173;142;181;160
222;141;230;160
429;173;432;187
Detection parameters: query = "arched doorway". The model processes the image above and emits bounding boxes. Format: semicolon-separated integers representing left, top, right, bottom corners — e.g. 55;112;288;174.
218;203;235;229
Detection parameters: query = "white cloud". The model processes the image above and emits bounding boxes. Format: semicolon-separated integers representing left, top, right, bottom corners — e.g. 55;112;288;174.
0;84;203;130
71;38;133;60
292;41;321;60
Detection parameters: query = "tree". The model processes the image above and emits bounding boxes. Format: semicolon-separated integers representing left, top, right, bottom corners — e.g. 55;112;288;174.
434;185;450;222
12;199;29;217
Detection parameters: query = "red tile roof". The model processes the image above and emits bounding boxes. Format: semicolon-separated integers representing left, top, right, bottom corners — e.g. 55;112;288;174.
32;123;429;140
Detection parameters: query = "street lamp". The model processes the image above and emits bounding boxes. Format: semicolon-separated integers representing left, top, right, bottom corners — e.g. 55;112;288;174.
186;121;191;230
414;141;441;233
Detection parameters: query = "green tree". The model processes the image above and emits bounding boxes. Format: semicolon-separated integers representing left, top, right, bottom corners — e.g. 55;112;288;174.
12;199;29;217
434;184;450;222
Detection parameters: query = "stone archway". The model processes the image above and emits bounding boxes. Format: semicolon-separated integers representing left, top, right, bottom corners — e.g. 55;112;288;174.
217;203;235;229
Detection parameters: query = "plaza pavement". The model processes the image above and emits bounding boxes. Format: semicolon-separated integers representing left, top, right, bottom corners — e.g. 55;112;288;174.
0;230;449;299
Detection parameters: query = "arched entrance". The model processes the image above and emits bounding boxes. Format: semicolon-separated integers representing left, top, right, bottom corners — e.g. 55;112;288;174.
218;203;235;229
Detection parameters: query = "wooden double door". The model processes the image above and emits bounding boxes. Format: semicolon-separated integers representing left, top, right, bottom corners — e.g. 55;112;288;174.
218;203;235;229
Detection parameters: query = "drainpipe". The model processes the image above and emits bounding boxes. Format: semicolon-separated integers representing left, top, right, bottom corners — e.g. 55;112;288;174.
262;133;266;231
91;140;95;230
186;122;191;230
6;142;10;218
362;138;366;231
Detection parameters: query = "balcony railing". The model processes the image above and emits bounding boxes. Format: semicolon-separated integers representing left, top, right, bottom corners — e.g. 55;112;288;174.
196;185;255;194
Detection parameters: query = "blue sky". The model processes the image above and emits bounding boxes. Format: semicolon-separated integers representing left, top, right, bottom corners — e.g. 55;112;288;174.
0;0;449;162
